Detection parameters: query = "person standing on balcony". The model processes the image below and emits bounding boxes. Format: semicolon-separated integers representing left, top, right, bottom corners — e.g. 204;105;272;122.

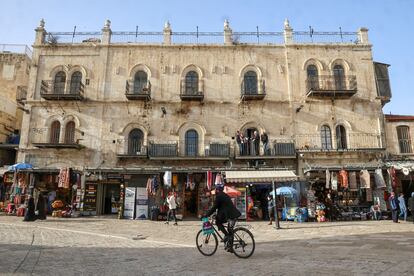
253;131;260;156
236;130;242;156
261;131;269;155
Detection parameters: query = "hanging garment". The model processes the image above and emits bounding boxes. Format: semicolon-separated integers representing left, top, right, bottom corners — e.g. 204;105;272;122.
389;167;398;190
331;172;338;191
338;170;349;189
58;168;70;189
146;177;152;194
206;171;213;191
172;174;178;187
360;170;370;189
186;174;191;189
163;171;172;187
152;176;159;194
325;169;331;189
374;169;386;189
349;172;358;191
366;188;373;202
215;173;223;185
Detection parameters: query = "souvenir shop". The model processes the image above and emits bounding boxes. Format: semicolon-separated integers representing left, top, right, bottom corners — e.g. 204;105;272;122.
305;166;390;221
223;170;300;221
0;171;30;217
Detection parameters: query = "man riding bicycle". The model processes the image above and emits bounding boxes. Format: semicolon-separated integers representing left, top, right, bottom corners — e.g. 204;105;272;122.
204;184;241;252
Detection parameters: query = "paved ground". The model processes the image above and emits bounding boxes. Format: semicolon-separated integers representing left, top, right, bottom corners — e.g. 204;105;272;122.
0;215;413;276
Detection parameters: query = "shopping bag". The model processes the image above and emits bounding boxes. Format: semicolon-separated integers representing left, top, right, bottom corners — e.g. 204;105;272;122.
202;217;214;235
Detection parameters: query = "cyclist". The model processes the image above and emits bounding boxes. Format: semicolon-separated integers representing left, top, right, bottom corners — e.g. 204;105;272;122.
204;184;241;252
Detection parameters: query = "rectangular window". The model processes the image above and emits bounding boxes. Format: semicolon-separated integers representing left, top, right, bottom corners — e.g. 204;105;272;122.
397;126;412;154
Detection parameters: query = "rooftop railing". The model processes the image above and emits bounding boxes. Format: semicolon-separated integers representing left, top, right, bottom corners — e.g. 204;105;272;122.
0;44;32;58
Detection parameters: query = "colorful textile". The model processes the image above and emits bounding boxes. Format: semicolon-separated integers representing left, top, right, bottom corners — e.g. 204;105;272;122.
388;167;398;190
366;188;373;202
163;171;172;187
206;171;213;191
325;169;330;189
215;173;223;185
58;168;70;189
331;172;338;191
360;170;370;189
338;170;349;189
146;178;152;194
349;172;357;191
374;169;386;189
172;174;178;187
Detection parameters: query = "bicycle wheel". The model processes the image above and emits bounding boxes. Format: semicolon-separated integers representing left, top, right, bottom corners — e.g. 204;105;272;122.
196;230;218;256
232;227;255;258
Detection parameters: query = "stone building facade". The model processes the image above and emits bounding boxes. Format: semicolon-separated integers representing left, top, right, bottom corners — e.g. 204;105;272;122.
16;19;390;216
0;45;31;167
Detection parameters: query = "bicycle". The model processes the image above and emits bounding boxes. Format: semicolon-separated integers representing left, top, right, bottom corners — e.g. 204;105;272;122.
196;216;255;258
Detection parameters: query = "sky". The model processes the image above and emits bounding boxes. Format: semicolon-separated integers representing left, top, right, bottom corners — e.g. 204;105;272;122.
1;0;412;114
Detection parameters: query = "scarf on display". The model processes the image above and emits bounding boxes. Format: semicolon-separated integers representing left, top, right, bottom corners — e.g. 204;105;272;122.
215;173;223;185
186;174;195;190
338;170;349;189
349;172;358;191
359;170;370;189
388;167;398;190
163;171;172;187
325;169;330;189
374;169;386;189
366;188;373;202
206;171;213;191
58;168;70;189
331;172;338;191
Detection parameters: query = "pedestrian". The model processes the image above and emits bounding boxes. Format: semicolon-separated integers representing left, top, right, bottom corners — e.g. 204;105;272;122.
267;194;275;225
388;192;399;223
370;198;381;220
398;192;407;221
261;131;269;155
408;192;414;224
165;192;178;225
36;193;47;220
253;131;260;155
23;195;36;222
236;130;242;156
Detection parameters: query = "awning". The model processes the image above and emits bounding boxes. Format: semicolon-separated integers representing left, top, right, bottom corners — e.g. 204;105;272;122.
224;170;297;183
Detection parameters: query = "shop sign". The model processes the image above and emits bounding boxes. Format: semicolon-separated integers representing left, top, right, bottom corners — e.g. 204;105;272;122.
135;187;148;220
123;187;136;219
107;174;124;180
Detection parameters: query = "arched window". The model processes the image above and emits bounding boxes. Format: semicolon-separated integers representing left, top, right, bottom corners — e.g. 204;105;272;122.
185;129;198;156
307;65;319;90
333;65;345;90
53;71;66;94
133;71;148;94
50;121;61;144
69;71;82;94
397;126;412;153
320;125;332;150
335;125;347;150
243;71;258;94
64;121;75;144
185;71;199;95
128;129;144;155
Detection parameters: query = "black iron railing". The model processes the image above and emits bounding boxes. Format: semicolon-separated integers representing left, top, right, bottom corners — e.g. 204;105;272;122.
149;142;178;157
125;80;151;100
241;79;265;100
40;80;84;100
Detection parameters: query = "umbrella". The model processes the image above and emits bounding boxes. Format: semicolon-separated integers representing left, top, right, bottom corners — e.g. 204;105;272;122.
7;163;33;172
224;186;241;197
269;186;297;197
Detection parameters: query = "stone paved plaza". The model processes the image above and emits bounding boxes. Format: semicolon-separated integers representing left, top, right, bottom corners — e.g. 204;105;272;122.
0;215;413;275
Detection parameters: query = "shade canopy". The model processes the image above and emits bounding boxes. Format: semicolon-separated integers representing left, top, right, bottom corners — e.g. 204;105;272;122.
225;170;297;183
7;163;33;172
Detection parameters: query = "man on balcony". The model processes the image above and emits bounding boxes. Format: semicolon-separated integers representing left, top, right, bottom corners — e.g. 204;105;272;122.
261;131;269;156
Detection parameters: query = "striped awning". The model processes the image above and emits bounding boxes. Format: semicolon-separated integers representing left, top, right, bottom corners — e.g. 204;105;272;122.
224;170;297;183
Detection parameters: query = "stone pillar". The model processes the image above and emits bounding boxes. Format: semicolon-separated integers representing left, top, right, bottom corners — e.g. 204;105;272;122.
283;18;293;45
34;19;46;45
163;21;172;45
224;20;233;45
358;27;369;44
101;19;112;45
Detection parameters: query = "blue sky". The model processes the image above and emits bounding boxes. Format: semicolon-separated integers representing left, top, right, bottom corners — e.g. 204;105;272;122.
1;0;412;114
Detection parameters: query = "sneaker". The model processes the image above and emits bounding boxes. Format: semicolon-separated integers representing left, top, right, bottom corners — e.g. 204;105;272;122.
173;222;178;226
164;221;169;224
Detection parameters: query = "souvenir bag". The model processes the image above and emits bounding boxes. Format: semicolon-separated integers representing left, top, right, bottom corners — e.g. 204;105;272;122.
201;217;214;235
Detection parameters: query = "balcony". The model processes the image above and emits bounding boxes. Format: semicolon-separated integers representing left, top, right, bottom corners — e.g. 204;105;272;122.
117;144;148;159
235;140;296;159
306;75;357;99
30;127;83;149
180;80;204;101
125;80;151;101
40;80;85;100
295;133;385;152
148;141;230;160
240;79;266;101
